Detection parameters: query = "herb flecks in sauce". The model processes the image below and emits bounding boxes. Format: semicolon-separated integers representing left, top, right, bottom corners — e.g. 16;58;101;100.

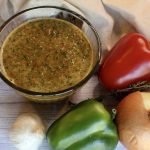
2;19;93;92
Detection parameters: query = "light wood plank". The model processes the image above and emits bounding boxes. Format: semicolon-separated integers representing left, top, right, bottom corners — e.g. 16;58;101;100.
0;74;121;150
0;79;27;103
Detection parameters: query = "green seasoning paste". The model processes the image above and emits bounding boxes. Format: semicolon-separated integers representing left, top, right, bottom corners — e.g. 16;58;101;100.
2;18;93;92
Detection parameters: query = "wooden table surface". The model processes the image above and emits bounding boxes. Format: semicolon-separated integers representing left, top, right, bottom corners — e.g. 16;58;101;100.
0;73;121;150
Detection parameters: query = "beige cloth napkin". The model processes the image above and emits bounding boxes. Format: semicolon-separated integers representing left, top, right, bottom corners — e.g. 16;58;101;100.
0;0;150;150
0;0;150;50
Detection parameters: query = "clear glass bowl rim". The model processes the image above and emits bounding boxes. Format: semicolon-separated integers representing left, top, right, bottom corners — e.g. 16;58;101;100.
0;6;102;96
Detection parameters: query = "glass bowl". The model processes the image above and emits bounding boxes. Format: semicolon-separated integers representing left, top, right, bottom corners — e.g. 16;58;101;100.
0;6;101;102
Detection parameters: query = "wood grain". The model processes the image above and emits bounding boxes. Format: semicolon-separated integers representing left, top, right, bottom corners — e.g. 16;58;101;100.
0;75;120;150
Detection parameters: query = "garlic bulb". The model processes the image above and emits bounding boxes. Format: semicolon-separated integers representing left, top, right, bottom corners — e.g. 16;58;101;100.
9;113;46;150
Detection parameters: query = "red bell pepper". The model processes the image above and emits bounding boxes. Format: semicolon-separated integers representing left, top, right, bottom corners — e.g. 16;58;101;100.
99;33;150;90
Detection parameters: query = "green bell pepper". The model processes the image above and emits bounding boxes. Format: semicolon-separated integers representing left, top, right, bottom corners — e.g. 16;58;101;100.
47;100;118;150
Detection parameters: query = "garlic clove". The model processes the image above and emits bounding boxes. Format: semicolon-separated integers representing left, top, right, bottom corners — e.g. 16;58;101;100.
9;113;46;150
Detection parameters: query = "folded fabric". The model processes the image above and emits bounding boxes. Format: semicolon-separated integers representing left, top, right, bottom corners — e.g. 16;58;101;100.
0;0;149;50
